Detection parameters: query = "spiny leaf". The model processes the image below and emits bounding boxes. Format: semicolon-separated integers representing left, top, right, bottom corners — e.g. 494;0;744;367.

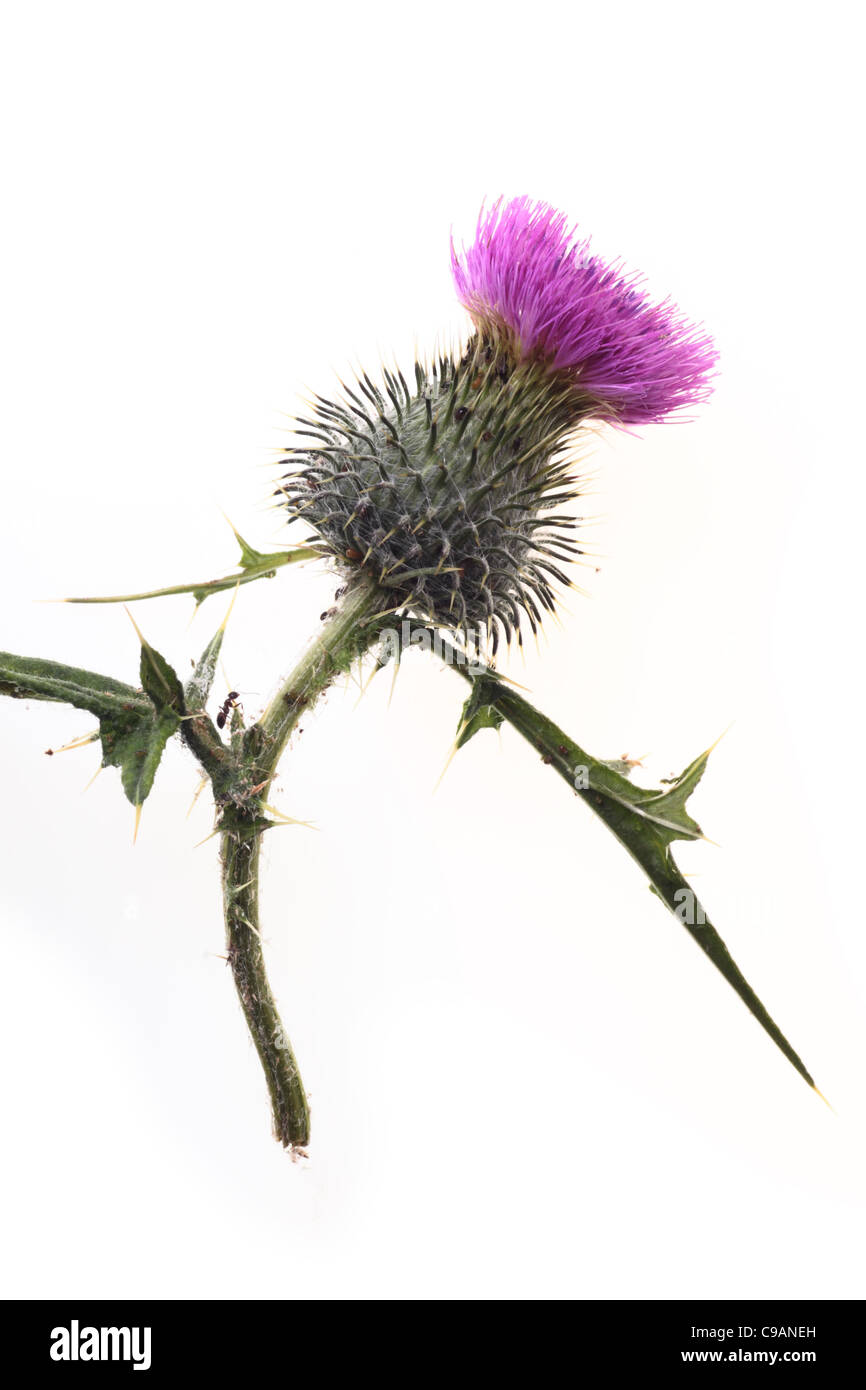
627;746;710;844
124;608;186;716
454;670;708;844
103;706;179;808
184;587;239;710
122;616;188;801
0;649;178;810
455;683;505;748
185;625;225;710
139;639;186;715
0;651;149;719
228;522;279;572
61;527;320;610
436;638;819;1096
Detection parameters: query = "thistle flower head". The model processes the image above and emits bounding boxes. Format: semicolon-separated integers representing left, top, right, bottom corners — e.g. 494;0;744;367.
279;198;716;649
450;197;717;425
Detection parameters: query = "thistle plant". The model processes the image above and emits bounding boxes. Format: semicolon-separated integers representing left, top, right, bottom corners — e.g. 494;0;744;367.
0;197;823;1153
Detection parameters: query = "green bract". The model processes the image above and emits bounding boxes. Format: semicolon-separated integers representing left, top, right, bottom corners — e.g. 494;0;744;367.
280;340;591;652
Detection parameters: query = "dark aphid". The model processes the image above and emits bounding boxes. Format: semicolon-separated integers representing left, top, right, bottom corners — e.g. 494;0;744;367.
216;691;241;731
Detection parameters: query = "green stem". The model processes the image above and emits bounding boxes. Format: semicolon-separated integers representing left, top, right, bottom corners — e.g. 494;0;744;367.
251;576;386;778
221;828;310;1146
220;576;387;1148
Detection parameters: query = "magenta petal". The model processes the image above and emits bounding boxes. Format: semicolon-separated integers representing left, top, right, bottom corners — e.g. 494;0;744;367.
451;197;717;425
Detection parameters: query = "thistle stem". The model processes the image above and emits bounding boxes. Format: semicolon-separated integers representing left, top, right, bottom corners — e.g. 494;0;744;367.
220;575;386;1148
252;576;386;775
221;828;310;1146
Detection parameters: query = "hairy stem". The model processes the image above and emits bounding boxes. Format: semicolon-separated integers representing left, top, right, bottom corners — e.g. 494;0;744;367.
221;828;310;1146
250;576;387;779
220;576;387;1147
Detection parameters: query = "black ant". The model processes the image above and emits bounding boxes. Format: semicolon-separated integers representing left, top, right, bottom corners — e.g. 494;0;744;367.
216;691;241;730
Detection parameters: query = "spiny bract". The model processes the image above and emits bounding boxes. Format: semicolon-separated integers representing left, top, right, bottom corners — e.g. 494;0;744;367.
278;337;588;650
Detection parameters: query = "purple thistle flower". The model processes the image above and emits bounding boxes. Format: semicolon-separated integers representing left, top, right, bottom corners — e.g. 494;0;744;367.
451;196;717;425
282;197;719;646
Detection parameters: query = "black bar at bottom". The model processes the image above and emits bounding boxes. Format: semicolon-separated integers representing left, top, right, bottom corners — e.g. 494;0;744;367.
1;1298;858;1373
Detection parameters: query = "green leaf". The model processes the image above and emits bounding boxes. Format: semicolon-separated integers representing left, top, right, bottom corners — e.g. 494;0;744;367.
138;637;186;716
102;705;179;807
61;522;320;609
0;648;179;810
455;682;505;749
496;713;712;846
185;623;225;710
434;638;819;1097
608;745;711;845
0;651;149;719
230;524;279;572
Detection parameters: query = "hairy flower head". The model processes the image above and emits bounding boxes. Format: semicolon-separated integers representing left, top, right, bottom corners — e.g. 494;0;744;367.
279;198;716;649
451;197;717;425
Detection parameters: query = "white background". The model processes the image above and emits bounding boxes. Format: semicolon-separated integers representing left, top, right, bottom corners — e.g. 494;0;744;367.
1;1;864;1300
